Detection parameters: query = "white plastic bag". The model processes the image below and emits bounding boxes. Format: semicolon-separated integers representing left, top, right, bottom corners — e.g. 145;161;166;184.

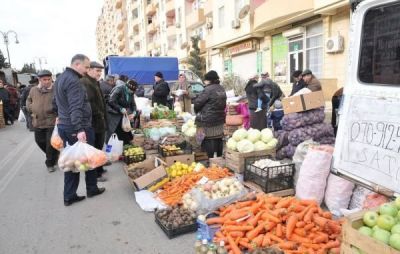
122;114;132;132
18;110;25;122
324;174;355;216
295;147;332;204
292;139;319;186
58;141;107;172
107;134;123;161
50;126;64;151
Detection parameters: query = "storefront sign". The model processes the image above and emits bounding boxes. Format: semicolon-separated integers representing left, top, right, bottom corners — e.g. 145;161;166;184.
224;59;232;74
226;40;255;56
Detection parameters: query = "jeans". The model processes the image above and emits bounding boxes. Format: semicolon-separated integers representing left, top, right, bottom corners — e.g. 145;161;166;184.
34;127;59;167
57;126;98;201
94;132;106;177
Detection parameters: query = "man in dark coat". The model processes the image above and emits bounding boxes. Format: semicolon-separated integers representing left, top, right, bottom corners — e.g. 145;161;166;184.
152;71;170;106
81;61;108;182
245;75;269;130
20;77;39;130
259;72;284;107
54;54;105;206
290;70;306;96
302;69;322;92
5;83;19;121
100;75;115;102
0;79;13;125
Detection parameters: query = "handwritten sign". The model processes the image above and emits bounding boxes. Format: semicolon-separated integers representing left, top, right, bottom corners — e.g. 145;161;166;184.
335;95;400;193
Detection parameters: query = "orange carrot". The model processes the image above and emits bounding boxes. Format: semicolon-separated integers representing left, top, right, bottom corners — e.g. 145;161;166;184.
246;222;266;240
304;207;318;223
313;233;329;244
289;233;312;243
304;223;315;231
229;231;245;238
275;197;294;209
227;234;242;254
206;217;226;225
238;240;253;251
261;212;281;223
326;220;341;235
286;215;298;239
224;225;254;231
298;205;312;220
294;228;307;237
324;240;340;249
276;223;283;237
228;210;249;221
322;211;332;219
303;243;323;250
329;247;340;254
246;211;263;227
252;234;264;247
296;221;306;228
299;199;318;207
266;233;284;243
313;215;329;228
261;233;271;247
264;221;277;231
277;241;297;250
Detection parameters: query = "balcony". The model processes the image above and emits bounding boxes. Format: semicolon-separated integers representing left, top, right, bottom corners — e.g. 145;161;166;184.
314;0;348;14
167;26;176;37
116;0;122;9
146;3;156;16
254;0;314;31
204;0;213;16
186;9;205;29
166;0;175;17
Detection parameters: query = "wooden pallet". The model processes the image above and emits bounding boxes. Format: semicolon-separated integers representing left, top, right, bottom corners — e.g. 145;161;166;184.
225;149;276;174
341;209;400;254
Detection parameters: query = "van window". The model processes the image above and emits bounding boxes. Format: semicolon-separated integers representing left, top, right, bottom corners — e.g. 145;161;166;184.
358;2;400;85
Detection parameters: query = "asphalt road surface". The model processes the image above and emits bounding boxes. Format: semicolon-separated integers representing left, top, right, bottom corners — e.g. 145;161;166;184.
0;122;194;254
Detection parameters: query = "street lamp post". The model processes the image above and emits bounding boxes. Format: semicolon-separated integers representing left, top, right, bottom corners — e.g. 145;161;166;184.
0;30;19;67
33;57;48;71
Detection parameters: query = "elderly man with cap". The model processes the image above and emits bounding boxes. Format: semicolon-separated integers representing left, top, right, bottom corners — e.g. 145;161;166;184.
100;74;115;103
26;70;59;172
54;54;105;206
20;76;39;130
302;69;322;92
81;61;108;182
152;71;170;107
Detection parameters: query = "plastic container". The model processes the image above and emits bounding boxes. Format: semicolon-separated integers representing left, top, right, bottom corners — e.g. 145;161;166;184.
197;213;221;241
158;141;192;157
155;212;197;239
123;153;146;164
244;156;295;193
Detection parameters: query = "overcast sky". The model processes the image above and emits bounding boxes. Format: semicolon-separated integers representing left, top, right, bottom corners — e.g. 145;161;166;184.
0;0;103;74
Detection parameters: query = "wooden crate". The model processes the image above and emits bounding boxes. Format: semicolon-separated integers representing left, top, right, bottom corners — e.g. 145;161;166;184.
194;152;208;162
224;148;276;174
209;157;226;168
0;102;5;128
341;209;400;254
243;181;294;196
224;125;241;137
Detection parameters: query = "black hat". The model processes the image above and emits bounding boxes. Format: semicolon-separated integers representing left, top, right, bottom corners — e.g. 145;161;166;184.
292;70;303;78
302;69;312;76
90;61;104;69
204;70;219;81
29;77;39;84
154;71;163;79
37;70;52;77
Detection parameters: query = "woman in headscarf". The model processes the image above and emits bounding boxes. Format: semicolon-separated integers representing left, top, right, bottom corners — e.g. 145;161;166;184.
107;79;137;145
193;71;227;158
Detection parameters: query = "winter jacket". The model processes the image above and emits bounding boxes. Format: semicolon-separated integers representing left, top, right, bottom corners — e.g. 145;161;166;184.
5;85;19;106
173;81;192;113
194;83;226;128
255;79;283;107
81;75;107;133
245;80;269;110
53;67;92;132
306;75;322;92
20;85;33;108
26;85;56;129
271;109;284;131
290;79;306;96
152;79;170;106
100;80;113;103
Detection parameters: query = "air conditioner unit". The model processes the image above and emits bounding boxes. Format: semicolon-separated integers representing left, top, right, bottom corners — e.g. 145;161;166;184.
175;22;181;28
326;35;344;53
206;22;213;29
231;19;240;29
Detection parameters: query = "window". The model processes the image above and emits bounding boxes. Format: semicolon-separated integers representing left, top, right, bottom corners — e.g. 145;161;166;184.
358;2;400;85
218;6;225;28
235;0;245;18
305;22;323;78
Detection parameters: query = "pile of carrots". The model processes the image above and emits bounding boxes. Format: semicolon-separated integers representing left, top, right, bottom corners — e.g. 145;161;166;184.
157;166;232;206
207;193;342;254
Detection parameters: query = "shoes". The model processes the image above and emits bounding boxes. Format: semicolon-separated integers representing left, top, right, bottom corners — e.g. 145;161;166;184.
47;166;56;173
97;176;107;182
255;108;262;113
64;195;86;206
87;187;106;198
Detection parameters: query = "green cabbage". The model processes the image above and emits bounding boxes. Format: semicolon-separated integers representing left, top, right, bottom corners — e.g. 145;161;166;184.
227;138;237;151
261;128;273;143
254;141;268;151
265;138;278;149
247;128;261;143
237;139;254;153
232;128;248;142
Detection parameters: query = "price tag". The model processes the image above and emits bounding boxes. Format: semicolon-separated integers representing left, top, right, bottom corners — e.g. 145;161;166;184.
198;176;209;185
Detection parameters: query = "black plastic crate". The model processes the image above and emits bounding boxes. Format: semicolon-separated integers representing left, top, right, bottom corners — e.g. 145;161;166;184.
244;156;295;193
123;153;146;164
155;212;197;239
158;141;192;157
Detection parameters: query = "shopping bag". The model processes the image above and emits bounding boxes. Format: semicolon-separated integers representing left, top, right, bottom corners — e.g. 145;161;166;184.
18;110;25;122
50;126;64;151
107;133;123;161
58;141;107;172
122;113;132;132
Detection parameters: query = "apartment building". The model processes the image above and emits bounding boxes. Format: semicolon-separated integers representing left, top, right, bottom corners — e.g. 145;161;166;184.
96;0;350;90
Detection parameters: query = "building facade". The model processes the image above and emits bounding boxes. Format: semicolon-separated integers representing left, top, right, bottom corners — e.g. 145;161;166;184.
96;0;350;91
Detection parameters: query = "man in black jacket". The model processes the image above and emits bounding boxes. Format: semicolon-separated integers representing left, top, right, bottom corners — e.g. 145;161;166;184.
259;72;284;107
152;71;170;106
81;61;108;182
245;75;269;130
100;75;115;102
20;77;38;130
54;54;105;206
289;70;306;96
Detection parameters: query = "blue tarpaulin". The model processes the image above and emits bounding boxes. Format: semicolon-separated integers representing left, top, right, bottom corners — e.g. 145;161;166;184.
105;56;179;84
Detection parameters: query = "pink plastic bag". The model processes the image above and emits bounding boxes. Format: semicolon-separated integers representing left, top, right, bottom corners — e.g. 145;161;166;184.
237;103;250;129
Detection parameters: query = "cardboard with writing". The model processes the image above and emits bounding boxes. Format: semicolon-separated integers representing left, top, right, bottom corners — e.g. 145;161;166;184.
282;91;325;114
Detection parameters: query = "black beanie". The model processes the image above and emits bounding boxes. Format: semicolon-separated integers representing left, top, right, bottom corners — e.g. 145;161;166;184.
204;70;219;82
155;71;163;79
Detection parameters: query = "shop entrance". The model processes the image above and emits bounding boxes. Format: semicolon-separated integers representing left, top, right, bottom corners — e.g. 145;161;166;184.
288;36;304;83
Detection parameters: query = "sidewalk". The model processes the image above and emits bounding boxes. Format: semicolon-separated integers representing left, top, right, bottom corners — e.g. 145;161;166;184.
0;122;194;254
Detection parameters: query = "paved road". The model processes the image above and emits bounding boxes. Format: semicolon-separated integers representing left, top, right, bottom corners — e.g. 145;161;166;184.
0;123;194;254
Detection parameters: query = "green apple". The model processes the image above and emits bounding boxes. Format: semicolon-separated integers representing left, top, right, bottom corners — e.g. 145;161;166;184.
358;226;373;236
390;233;400;250
372;228;391;244
392;224;400;234
380;203;398;217
395;197;400;209
363;211;379;227
377;214;396;231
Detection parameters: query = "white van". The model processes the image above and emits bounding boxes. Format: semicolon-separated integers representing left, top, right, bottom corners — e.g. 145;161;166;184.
333;0;400;194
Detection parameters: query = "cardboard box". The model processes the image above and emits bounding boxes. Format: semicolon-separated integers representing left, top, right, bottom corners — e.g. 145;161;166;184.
163;154;195;167
282;90;325;114
125;156;167;191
